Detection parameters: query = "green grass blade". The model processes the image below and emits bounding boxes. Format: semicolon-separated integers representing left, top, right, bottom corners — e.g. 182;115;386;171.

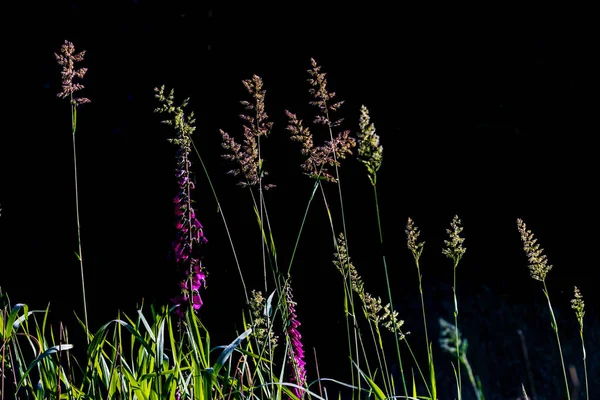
353;361;385;400
265;290;276;318
138;309;157;343
213;328;252;375
16;344;73;390
429;342;437;400
412;368;417;398
5;303;28;338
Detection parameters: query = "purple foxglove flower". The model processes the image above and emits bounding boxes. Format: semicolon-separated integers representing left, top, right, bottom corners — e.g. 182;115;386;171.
156;86;209;317
191;271;205;291
285;284;306;399
191;294;202;310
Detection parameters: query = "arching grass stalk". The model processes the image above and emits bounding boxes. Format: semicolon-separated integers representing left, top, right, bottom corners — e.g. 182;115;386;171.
517;218;570;400
247;188;279;289
285;177;320;278
55;40;91;343
571;286;589;400
442;215;467;400
357;105;410;398
247;188;282;384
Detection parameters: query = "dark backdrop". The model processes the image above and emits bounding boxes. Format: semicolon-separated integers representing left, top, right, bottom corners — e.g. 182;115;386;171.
0;2;598;398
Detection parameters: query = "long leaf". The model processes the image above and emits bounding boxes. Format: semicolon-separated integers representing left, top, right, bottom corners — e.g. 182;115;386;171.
213;328;252;375
16;344;73;390
429;342;437;400
353;360;386;400
5;303;27;338
265;290;276;318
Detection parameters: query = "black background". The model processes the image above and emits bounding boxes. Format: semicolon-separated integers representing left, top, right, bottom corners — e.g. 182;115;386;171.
1;2;598;398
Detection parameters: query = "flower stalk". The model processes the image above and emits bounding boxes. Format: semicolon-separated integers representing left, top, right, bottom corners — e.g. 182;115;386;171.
55;39;91;342
155;86;208;316
517;218;570;400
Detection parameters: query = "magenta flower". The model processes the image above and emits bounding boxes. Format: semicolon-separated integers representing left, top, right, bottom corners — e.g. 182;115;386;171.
169;153;207;316
285;284;306;399
171;262;206;318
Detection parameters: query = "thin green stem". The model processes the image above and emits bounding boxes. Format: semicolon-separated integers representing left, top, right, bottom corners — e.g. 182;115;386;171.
580;330;589;400
260;190;267;293
414;258;429;347
259;194;280;280
318;183;360;395
198;159;279;393
415;255;434;392
341;283;356;397
453;260;461;400
1;317;5;399
461;355;482;400
191;140;249;305
257;134;268;294
247;186;283;386
323;103;367;398
371;322;391;394
70;101;89;345
247;187;277;289
542;282;570;400
285;179;319;277
402;335;431;397
373;185;409;398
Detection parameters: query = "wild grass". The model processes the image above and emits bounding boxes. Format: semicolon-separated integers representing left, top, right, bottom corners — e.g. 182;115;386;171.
0;40;597;399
